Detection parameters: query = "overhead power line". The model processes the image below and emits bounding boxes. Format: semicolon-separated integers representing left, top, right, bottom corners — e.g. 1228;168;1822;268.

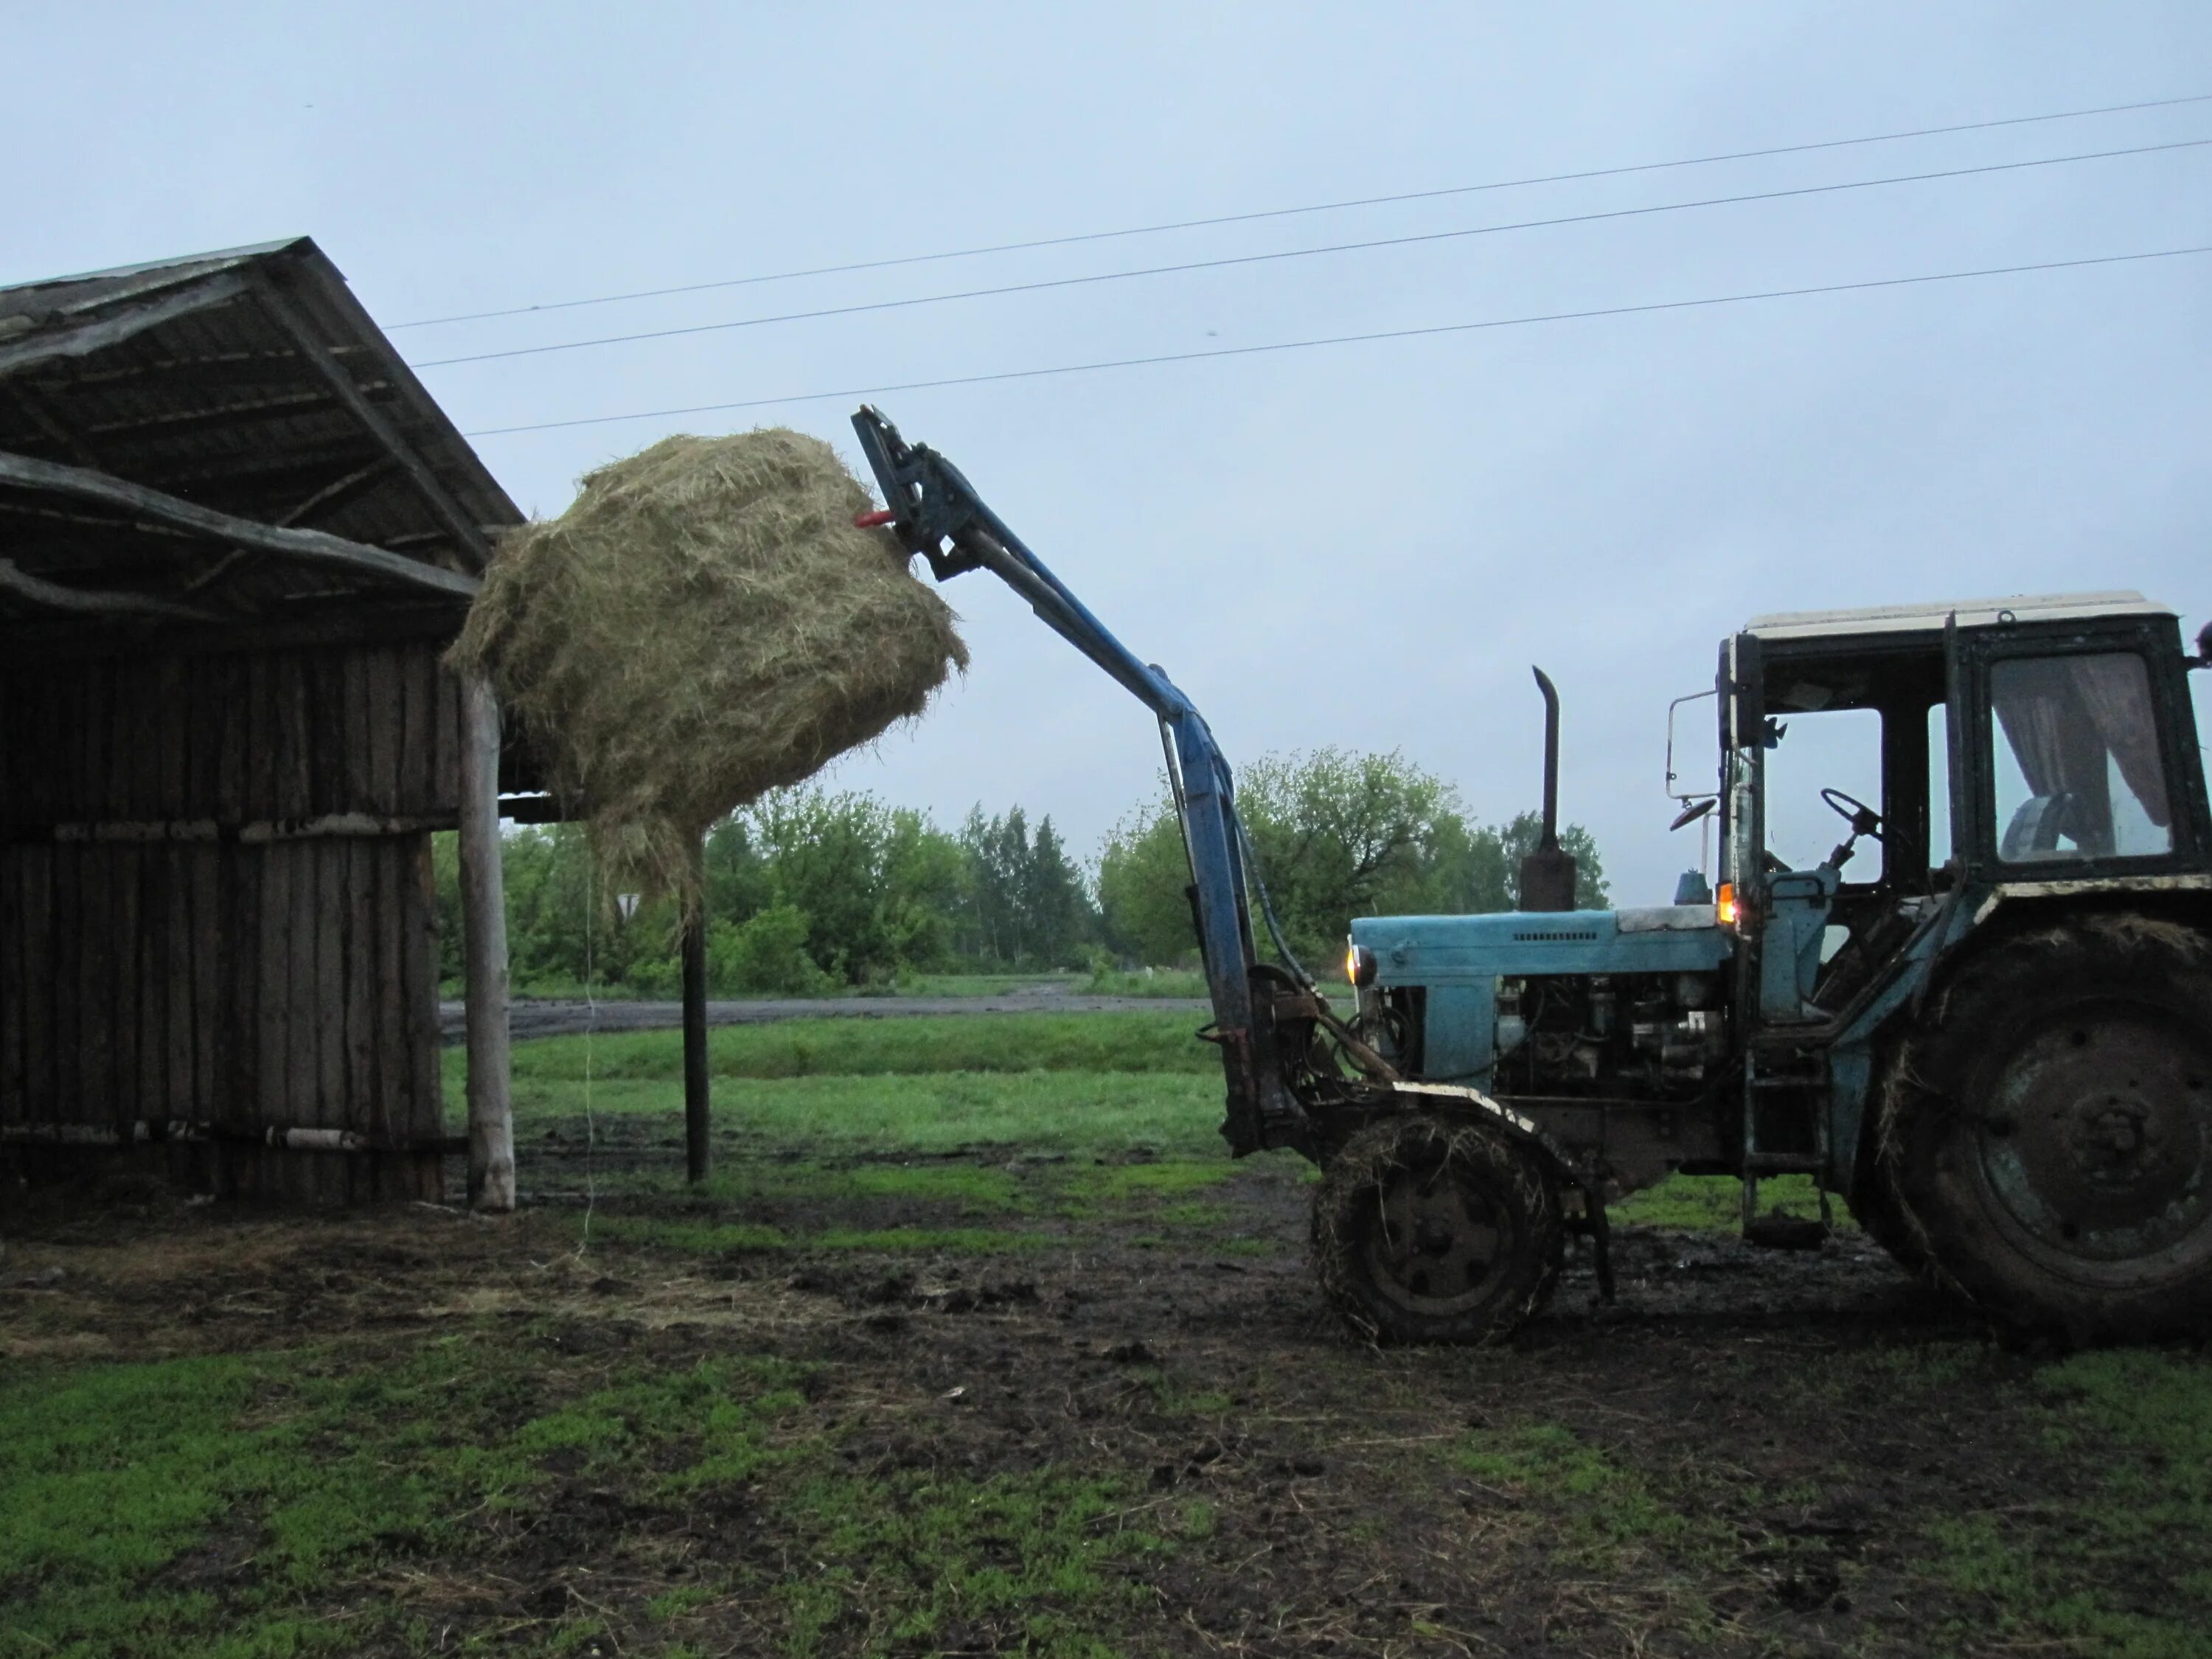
392;90;2212;331
462;243;2211;438
413;138;2211;372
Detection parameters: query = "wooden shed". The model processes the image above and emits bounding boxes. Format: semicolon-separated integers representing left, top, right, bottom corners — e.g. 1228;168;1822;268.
0;238;526;1206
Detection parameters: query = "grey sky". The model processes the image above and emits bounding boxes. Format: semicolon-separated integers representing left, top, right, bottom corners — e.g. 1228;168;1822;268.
12;4;2208;905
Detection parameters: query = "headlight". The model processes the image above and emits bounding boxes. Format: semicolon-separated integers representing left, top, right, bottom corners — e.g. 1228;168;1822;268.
1345;942;1377;988
1717;882;1751;933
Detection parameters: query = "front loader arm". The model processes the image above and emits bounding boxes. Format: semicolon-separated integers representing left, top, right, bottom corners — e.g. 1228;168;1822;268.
849;406;1306;1153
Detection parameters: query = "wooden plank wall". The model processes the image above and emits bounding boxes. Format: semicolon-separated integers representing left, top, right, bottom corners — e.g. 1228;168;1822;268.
0;641;462;1203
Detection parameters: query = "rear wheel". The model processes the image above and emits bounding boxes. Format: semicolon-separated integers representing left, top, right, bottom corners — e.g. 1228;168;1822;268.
1850;1098;1930;1276
1310;1114;1562;1344
1882;913;2212;1346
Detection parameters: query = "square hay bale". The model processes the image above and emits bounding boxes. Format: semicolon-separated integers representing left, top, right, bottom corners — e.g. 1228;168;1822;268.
449;428;966;902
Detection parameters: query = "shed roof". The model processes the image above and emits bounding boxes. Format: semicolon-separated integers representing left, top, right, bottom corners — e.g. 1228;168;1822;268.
1746;591;2174;642
0;237;521;655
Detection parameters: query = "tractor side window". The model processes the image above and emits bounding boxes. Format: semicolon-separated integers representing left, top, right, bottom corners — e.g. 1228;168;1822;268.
1928;703;1952;869
1761;705;1885;879
1989;653;2171;863
2192;664;2210;774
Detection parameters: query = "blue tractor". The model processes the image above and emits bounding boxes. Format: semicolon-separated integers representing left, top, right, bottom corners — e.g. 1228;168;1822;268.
853;408;2212;1348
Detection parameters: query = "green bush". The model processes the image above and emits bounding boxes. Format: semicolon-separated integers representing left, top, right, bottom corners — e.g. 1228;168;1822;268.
709;904;835;995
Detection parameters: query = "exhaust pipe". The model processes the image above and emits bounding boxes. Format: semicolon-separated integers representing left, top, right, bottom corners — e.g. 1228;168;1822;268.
1518;666;1579;912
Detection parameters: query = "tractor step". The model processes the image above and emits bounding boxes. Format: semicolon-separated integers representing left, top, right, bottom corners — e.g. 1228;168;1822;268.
1742;1214;1830;1251
1742;1152;1825;1175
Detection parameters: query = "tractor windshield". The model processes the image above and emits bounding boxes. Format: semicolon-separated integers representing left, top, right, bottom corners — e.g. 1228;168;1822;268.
1762;706;1885;877
1989;651;2171;863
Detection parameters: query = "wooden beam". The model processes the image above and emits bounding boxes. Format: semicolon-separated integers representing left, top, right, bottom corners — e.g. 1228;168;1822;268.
458;673;515;1213
178;460;397;598
0;448;480;599
6;380;104;467
280;459;393;529
684;845;712;1184
0;558;220;622
254;277;494;571
77;388;334;442
0;271;253;380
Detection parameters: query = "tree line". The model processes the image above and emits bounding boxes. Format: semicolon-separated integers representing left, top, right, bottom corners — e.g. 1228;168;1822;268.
435;747;1607;995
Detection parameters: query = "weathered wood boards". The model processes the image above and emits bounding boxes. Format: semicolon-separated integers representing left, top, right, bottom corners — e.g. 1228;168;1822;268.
0;641;462;1203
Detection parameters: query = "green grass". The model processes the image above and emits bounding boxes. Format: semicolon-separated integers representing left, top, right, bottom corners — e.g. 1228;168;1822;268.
1913;1349;2212;1657
1613;1172;1856;1231
776;1466;1169;1658
455;1012;1225;1166
1079;968;1211;998
509;1071;1226;1161
563;1146;1270;1254
1065;1161;1232;1199
0;1342;821;1658
481;1009;1214;1088
1450;1422;1732;1574
706;1161;1032;1214
0;1336;1176;1658
448;972;1096;1002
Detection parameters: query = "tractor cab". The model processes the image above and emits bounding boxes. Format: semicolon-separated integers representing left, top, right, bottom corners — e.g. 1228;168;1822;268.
1714;591;2212;1039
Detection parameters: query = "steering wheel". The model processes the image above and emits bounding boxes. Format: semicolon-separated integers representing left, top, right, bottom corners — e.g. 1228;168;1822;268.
1820;787;1884;841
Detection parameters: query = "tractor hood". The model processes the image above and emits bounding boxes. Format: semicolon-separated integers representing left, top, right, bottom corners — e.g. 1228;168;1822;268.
1348;905;1730;986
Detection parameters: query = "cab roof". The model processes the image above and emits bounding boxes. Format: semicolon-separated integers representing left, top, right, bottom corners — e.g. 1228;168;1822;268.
1747;591;2172;641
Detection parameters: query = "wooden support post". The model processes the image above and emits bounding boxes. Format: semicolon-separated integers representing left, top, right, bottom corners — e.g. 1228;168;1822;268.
682;847;711;1185
458;674;514;1211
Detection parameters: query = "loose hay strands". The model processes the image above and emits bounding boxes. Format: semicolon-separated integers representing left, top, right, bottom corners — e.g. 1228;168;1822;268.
450;428;967;905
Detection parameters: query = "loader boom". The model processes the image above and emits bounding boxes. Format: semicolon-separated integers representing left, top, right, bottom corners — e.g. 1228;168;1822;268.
849;406;1303;1152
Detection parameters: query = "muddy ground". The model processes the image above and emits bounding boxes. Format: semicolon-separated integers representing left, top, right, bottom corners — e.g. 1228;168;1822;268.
8;1131;2202;1658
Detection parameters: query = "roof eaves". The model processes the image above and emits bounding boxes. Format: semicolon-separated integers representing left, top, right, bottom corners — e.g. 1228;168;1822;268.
0;237;308;313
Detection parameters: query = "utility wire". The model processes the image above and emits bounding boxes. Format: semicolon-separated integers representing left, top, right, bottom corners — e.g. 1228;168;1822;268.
392;91;2212;330
464;243;2211;437
415;139;2210;370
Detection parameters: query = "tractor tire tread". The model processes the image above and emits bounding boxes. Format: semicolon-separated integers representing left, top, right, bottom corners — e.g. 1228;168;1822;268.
1310;1114;1562;1346
1879;909;2212;1347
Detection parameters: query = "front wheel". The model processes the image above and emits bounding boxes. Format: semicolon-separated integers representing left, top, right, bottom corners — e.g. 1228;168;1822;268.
1882;912;2212;1346
1310;1115;1562;1344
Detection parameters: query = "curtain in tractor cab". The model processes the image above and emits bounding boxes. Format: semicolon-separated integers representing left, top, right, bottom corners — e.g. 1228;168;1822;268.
2070;654;2171;827
1989;652;2171;860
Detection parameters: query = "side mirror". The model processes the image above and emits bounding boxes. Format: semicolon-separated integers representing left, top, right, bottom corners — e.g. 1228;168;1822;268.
2195;619;2211;667
1669;796;1717;831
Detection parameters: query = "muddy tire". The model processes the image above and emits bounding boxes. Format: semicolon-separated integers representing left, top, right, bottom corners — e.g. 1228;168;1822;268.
1848;1128;1930;1276
1310;1115;1562;1345
1882;912;2212;1346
